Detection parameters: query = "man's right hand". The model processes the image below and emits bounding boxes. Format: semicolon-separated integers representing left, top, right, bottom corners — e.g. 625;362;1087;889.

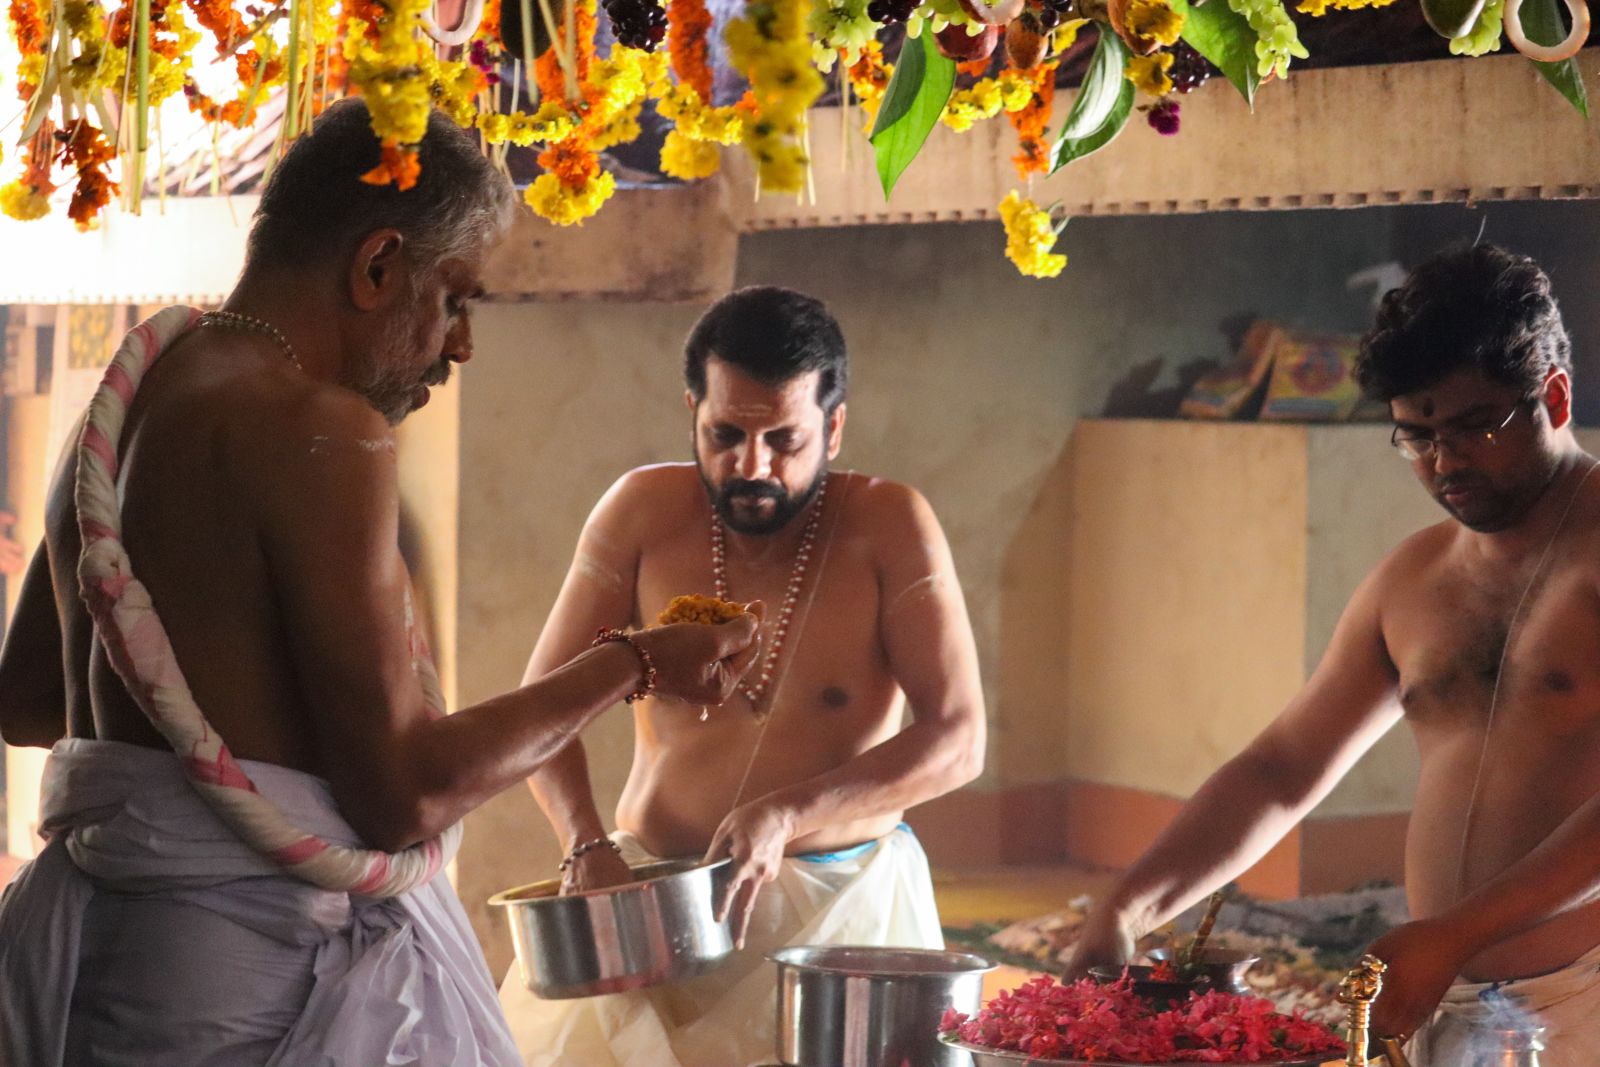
1063;906;1138;979
560;845;635;895
632;604;763;705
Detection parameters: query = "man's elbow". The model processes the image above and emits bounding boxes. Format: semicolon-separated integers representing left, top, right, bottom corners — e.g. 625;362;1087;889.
0;701;62;748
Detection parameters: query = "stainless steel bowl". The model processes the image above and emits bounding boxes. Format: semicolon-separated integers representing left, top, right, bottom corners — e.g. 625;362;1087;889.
489;858;734;999
772;945;995;1067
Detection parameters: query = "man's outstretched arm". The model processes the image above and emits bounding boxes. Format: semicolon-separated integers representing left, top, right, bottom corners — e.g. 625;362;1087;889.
261;401;756;853
1066;566;1403;972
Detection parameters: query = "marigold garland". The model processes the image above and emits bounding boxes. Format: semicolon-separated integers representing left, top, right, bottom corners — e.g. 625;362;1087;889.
998;189;1066;279
1007;60;1057;180
0;0;1569;280
668;0;714;99
9;0;51;99
0;130;56;222
727;0;825;194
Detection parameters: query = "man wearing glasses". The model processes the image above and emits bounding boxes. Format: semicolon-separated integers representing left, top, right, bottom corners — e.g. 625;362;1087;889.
1068;243;1600;1066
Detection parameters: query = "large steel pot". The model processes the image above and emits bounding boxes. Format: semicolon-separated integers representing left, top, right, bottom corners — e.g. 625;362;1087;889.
489;858;734;999
772;945;995;1067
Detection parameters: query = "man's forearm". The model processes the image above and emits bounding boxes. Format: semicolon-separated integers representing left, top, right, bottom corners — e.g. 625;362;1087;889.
1439;793;1600;961
1104;749;1326;938
527;739;610;849
762;716;983;841
351;641;640;851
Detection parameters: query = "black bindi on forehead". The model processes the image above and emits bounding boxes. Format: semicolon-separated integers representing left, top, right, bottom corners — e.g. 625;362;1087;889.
1420;398;1436;418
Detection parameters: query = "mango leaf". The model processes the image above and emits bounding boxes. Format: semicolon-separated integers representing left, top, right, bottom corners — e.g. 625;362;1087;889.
1522;0;1589;117
1051;27;1134;172
870;31;957;199
1172;0;1260;108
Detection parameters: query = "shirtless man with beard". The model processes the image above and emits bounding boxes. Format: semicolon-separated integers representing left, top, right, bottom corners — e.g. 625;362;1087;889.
499;286;987;1067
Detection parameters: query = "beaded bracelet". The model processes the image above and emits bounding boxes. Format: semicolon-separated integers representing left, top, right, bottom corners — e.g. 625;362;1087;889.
593;627;657;703
558;835;624;873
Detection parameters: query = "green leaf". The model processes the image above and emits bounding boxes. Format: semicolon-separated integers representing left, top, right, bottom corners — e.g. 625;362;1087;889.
869;31;957;199
1050;28;1135;172
1522;0;1590;117
1172;0;1260;108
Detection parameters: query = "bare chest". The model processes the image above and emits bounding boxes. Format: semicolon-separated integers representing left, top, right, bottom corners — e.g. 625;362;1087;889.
636;528;894;721
1387;563;1600;739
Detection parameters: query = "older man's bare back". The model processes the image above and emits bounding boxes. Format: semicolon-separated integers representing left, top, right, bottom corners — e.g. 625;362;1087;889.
616;465;921;856
1377;479;1600;980
42;327;376;772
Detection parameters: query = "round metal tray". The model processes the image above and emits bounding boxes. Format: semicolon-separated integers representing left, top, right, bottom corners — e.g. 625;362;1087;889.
939;1036;1341;1067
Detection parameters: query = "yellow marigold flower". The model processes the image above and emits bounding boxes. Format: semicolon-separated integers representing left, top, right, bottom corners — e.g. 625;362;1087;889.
1125;51;1174;97
658;594;746;625
1124;0;1184;49
996;70;1036;112
592;101;644;151
0;181;51;221
525;170;617;226
942;80;1005;131
660;129;722;180
998;191;1066;279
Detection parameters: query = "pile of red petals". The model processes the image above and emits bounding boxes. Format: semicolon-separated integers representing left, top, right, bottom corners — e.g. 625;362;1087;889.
941;975;1345;1063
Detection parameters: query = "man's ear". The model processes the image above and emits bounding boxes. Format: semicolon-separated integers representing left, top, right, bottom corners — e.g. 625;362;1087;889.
826;403;846;460
349;229;407;312
1543;369;1573;431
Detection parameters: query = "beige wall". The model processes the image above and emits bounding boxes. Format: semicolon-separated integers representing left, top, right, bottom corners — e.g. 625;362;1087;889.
1062;421;1310;796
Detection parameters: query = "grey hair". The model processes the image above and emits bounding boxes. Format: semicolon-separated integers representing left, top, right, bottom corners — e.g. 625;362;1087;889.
247;98;517;277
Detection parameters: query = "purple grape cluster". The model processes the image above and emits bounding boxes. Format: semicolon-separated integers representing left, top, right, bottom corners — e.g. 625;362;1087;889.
1167;39;1213;94
867;0;917;24
604;0;668;50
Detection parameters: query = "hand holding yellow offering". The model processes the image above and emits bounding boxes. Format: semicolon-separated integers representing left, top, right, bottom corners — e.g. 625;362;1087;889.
657;594;749;626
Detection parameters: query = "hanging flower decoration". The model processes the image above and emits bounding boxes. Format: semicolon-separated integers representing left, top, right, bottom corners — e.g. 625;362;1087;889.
0;0;1593;275
1006;58;1056;179
726;0;825;193
998;189;1065;278
0;129;57;222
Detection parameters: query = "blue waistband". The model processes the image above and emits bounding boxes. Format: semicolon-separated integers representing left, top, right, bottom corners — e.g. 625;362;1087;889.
795;823;914;864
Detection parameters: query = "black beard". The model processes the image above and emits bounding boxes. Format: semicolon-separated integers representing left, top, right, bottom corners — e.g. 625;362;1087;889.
700;465;827;536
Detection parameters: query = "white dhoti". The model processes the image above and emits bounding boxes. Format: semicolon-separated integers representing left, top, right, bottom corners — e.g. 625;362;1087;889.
0;738;521;1067
498;824;943;1067
1409;943;1600;1067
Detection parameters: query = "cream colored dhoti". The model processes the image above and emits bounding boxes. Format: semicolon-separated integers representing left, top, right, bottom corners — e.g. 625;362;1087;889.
1408;942;1600;1067
498;824;943;1067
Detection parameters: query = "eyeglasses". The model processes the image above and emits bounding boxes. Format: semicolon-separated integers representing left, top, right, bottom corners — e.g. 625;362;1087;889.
1390;403;1523;462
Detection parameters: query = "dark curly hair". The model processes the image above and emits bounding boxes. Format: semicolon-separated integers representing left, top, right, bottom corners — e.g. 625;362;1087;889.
685;287;847;416
1356;243;1571;402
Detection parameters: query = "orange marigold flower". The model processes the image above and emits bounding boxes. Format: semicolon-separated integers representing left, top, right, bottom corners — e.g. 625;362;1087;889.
360;142;422;190
657;594;746;625
537;137;601;186
533;0;596;103
956;58;991;78
1007;60;1057;180
668;0;714;101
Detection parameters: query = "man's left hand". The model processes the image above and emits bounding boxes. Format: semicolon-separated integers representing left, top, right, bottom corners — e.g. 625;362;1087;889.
704;799;796;950
1364;918;1473;1043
